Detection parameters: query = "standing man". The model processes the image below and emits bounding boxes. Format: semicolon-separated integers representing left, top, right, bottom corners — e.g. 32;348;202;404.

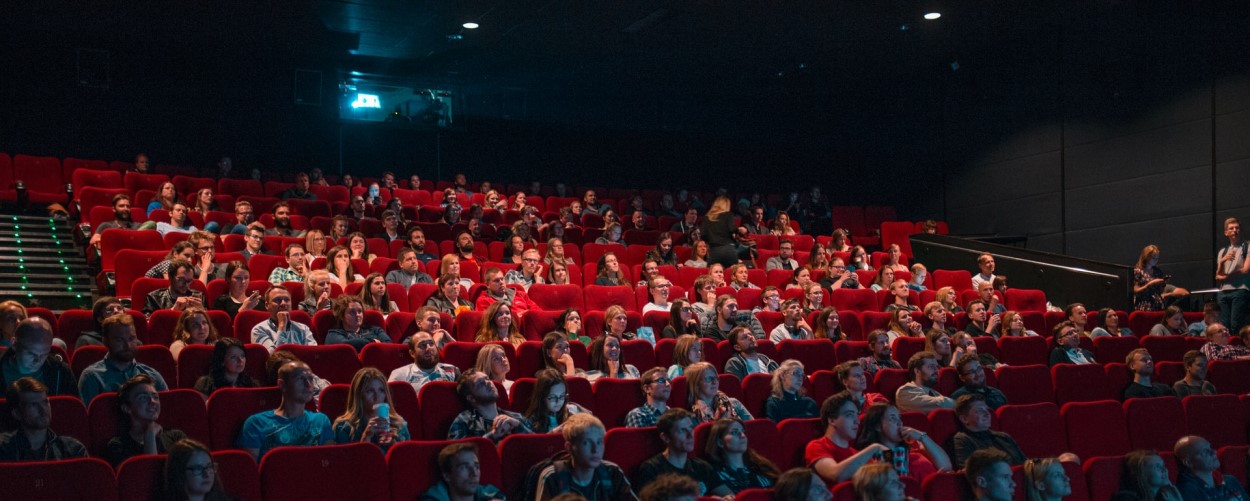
1217;217;1250;333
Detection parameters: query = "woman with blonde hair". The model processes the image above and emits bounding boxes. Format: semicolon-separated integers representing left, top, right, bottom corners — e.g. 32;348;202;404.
851;463;911;501
333;367;409;451
701;195;741;268
543;237;574;266
303;229;327;265
685;240;710;268
667;334;704;378
1023;457;1072;501
1133;244;1188;311
686;361;752;423
1000;310;1039;337
936;286;964;313
299;269;335;314
764;360;818;421
1113;450;1182;501
771;211;797;236
474;343;514;392
474;302;525;348
169;307;219;360
439;254;475;289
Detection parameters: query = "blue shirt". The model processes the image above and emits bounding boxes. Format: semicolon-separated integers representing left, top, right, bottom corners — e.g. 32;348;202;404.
237;410;334;459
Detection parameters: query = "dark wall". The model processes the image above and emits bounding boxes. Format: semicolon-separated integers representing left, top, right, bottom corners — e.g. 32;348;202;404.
942;3;1250;288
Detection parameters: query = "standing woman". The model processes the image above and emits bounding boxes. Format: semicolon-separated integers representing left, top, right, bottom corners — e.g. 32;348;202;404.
702;196;742;268
1133;244;1188;311
358;273;399;316
194;338;257;396
704;418;781;493
333;367;409;451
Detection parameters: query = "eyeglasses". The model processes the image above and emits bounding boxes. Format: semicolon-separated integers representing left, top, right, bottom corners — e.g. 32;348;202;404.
650;377;671;386
654;283;672;288
545;394;567;403
186;463;218;477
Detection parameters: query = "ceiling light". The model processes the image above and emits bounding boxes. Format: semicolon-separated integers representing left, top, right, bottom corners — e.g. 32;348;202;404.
462;22;479;29
924;12;941;20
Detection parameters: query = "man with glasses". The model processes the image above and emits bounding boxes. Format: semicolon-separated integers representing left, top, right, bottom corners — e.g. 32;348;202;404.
755;286;784;313
187;230;225;284
386;248;434;288
267;244;308;285
448;369;532;442
700;295;765;342
950;353;1008;410
642;276;674;314
1048;321;1096;366
239;224;269;262
626;368;673;428
765;239;799;271
0;377;88;461
344;195;369;221
389;331;459;394
264;202;305;238
143;260;205;315
0;318;75;396
504;249;545;291
237;361;333;460
476;267;539;319
220;200;255;235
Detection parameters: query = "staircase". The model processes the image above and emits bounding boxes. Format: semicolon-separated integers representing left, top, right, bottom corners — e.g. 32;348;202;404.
0;213;94;312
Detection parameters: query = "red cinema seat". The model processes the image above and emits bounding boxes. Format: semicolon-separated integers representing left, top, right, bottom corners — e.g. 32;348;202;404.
219;178;264;197
1208;359;1250;395
922;471;973;500
124;171;169;194
498;433;569;497
405;284;439;312
528;284;586;311
521;309;562;341
995;402;1067;458
72;168;124;191
777;339;837;374
86;389;210;458
827;288;877;312
1127;311;1165;337
56;308;96;350
860;312;893;335
1084;455;1137;501
316;384;350;419
13;154;66;203
278;344;361;384
994;364;1053;405
1061;400;1131;459
115;454;169;499
359;343;413;376
260;443;388;501
584;284;638;312
890;337;926;368
1140;335;1187;363
0;457;118;501
452;311;485;342
1052;364;1110;404
386;439;500;501
1124;396;1186;451
1092;336;1141;369
996;336;1049;367
775;418;824;469
592;377;646;428
604;426;666;478
1184;394;1247;448
735;489;774;501
176;344;215;389
833;340;869;365
100;230;165;271
1004;288;1047;312
135;345;176;385
739;373;774;418
932;270;973;292
247;254;289;284
620;339;656;371
206;387;284;450
1220;445;1250;487
418;381;462;439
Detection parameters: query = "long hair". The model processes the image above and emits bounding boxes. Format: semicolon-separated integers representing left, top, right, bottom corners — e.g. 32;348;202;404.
673;334;701;368
588;334;626;375
474;343;510;381
540;332;569;372
164;439;231;501
334;367;398;437
155;181;178;210
935;286;958;310
596;252;623;283
603;305;629;336
667;298;694;336
524;368;572;433
474;301;523;346
358;273;394;314
770;359;806;399
774;468;817;501
1119;450;1182;501
706;196;731;222
325;245;360;278
1135;245;1160;271
171;307;219;345
1000;310;1023;337
854;402;896;449
1023;457;1063;501
703;418;780;480
813;307;843;340
204;338;253;390
684;361;718;406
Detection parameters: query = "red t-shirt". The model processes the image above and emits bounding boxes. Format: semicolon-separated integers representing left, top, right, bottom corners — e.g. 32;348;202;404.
805;436;856;469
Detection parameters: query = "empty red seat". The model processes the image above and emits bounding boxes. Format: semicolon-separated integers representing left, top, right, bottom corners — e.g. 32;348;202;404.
0;457;117;500
1061;400;1131;459
932;269;973;292
498;433;569;496
1124;396;1186;451
219;178;265;197
417;381;462;440
922;471;972;500
592;377;646;428
1092;336;1141;368
1140;335;1188;362
1220;445;1250;486
1184;394;1247;448
13;154;66;203
1004;288;1047;312
890;337;926;368
1052;364;1110;404
1083;455;1129;501
833;340;869;365
260;443;388;500
1208;359;1250;395
604;426;666;478
776;339;837;374
358;342;412;376
583;285;637;312
996;336;1049;366
386;438;500;501
827;288;877;312
994;364;1053;405
1127;311;1166;337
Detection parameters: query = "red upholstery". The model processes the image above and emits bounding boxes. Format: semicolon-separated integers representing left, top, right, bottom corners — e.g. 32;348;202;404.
996;336;1049;366
833;340;869;365
1184;394;1246;448
359;342;413;376
417;381;462;440
259;443;389;500
1052;364;1110;404
136;345;177;386
890;337;926;368
1061;400;1130;459
219;178;265;197
1124;396;1186;451
278;344;361;384
520;309;562;341
100;230;165;272
1208;359;1250;395
775;417;823;469
592;377;646;428
1219;445;1250;487
739;373;774;418
776;339;837;374
386;438;499;501
932;270;973;292
405;284;439;312
604;426;666;477
827;288;877;312
316;384;351;420
0;457;117;500
583;285;637;312
206;387;284;450
620;339;656;371
994;364;1053;405
497;433;568;497
1140;335;1188;363
1083;455;1129;501
1092;336;1141;368
1127;311;1165;337
1004;288;1047;312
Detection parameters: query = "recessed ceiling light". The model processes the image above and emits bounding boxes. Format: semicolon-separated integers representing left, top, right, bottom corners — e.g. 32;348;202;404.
924;12;941;20
462;22;479;29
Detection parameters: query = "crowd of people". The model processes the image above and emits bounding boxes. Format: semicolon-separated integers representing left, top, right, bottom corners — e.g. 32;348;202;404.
3;162;1249;500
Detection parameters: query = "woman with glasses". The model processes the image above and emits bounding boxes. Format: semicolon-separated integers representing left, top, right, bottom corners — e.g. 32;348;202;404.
662;298;701;339
523;368;587;433
164;439;234;501
686;361;752;423
642;276;674;314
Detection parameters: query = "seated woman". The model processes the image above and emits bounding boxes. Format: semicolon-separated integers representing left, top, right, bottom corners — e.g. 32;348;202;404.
775;467;834;501
883;279;917;313
786;267;814;291
667;334;704;378
358;272;400;316
1023;457;1072;501
813;307;845;341
333;367;410;451
190;188;221;233
169;307;219;360
647;232;680;267
1132;244;1188;311
594;252;627;286
304;229;328;267
298;270;335;315
662;298;701;339
105;374;188;467
146;181;179;216
1091;308;1134;337
935;286;963;314
347;232;378;264
425;273;473;316
854;402;952;484
642;275;674;314
952;331;1003;370
704;418;780;493
999;310;1039;337
802;283;826;315
728;263;759;291
887;308;923;342
545;260;571;285
685;240;710;268
1048;322;1096;366
523;368;587;434
326;295;391;350
439;255;476;290
474;343;514;393
163;439;235;501
925;330;954;367
194;338;257;397
595;222;624;245
540;332;577;377
543;237;575;266
852;463;909;501
325;245;365;285
212;261;262;320
601;304;637;340
547;308;589;345
686;361;753;424
828;229;852;253
924;301;954;335
474;302;525;349
870;267;895;293
1113;450;1182;501
765;360;818;421
848;245;874;272
582;334;640;382
771;211;797;236
504;235;527;265
144;242;196;279
807;244;833;276
1149;305;1188;336
1173;350;1218;397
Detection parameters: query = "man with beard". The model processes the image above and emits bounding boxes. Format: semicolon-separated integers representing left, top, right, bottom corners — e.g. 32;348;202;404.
0;377;88;461
265;202;306;237
388;331;459;394
723;326;778;382
143;259;205;314
219;200;257;235
89;194;138;247
448;369;532;442
895;351;954;413
856;330;901;377
454;230;479;266
267;244;309;285
386;248;434;288
343;195;369;221
238;361;333;460
405;226;438;263
280;172;316;201
79;313;168;405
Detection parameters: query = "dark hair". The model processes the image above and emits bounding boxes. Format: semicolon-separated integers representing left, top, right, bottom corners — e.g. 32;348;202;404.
639;473;700;501
204;338;253;392
587;334;626;374
773;468;817;501
164;439;231;501
455;369;483;405
6;377;48;406
540;332;569;372
358;273;394;314
955;393;987;418
906;351;937;379
168;259;196;281
854;402;895;449
115;374;157;433
437;442;478;475
523;368;571;433
820;391;857;423
667;298;695;335
656;408;694;436
264;350;300;386
703;418;780;481
964;448;1011;487
92;295;123;326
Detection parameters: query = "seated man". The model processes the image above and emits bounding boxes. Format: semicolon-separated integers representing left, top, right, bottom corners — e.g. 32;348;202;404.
420;442;506;501
377;210;403;243
535;414;635;500
219;200;257;236
699;295;765;342
386;248;434;288
448;369;532;442
628;210;650;232
952;394;1026;467
765;239;799;271
744;205;769;235
1199;322;1250;361
239;224;270;262
187;230;227;284
89;193;139;247
769;303;810;345
504;249;545;291
1188;302;1222;336
250;285;317;353
405;227;439;263
0;318;76;396
476;267;539;319
1123;348;1177;399
633;408;731;498
806;392;889;485
641;276;674;314
267;244;309;285
144;259;205;315
965;448;1016;501
237;361;333;460
670;207;699;235
79;313;169;405
1175;435;1248;499
389;331;459;394
279;172;316;201
453;230;479;266
950;354;1008;410
0;377;88;461
857;330;902;378
635;259;662;288
264;202;306;238
971;253;997;290
895;351;955;413
581;190;605;216
723;326;778;382
626;368;672;428
155;202;198;237
976;281;1005;315
343;195;369;221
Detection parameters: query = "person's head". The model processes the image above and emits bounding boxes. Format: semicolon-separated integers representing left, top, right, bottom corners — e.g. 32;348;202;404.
277;361;316;405
638;473;701;501
925;329;952;359
977;253;996;275
966;299;988;323
157;181;177;203
777;238;795;260
977;280;996;303
1023;457;1071;501
1120;450;1172;498
596;252;621;278
439;254;462;278
284;244;307;272
668;298;694;330
853;463;907;501
437;442;484;496
6;377;50;432
728;325;757;356
966;448;1015;501
1126;348;1155;377
1100;308;1122;329
867;330;892;359
362;272;388;303
476;301;518;344
692;240;709;260
168;259;196;294
326;295;363;333
474;343;511;381
1052;321;1080;348
656;408;696;453
559;413;606;471
587;334;624;373
890;279;910;299
272;202;293;226
673;334;703;367
703;417;756;466
541;332;571;371
889;308;914;334
1163;305;1185;329
455;369;499;408
857;402;909;448
685;361;720;403
775;467;833;501
134;153;150;172
265;285;292;317
1000;310;1025;336
245;225;265;251
1226;217;1242;241
791;267;811;288
772;359;806;398
343;367;394;425
209;338;247;379
11;318;54;374
111;193;133;221
955;353;986;389
640;259;661;282
708;263;725;284
780;299;804;324
326;246;354;276
640;367;672;404
955;393;993;432
820;392;860;441
518;249;541;276
102;313;139;363
173;307;218;346
907;351;940;387
117;374;161;428
693;275;716;303
805;283;824;309
303;268;333;302
1175;435;1219;477
836;360;867;393
923;301;948;327
1064;303;1087;327
1182;350;1208;381
647;275;672;305
164;439;226;501
527;368;571;428
90;296;125;330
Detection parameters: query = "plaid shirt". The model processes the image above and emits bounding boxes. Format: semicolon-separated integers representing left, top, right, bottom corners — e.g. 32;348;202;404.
268;266;304;285
1201;342;1250;362
448;408;532;442
625;402;668;428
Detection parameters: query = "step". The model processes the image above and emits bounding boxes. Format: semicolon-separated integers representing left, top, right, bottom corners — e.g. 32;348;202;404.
0;272;92;282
